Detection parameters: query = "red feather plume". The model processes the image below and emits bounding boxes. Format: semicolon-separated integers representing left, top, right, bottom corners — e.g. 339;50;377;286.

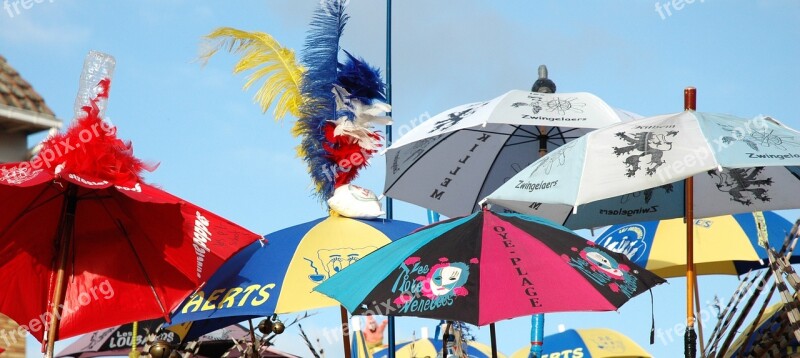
37;78;156;186
322;122;381;188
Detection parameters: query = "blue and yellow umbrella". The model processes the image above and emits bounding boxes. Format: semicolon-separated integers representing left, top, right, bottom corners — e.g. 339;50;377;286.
594;211;795;278
369;337;506;358
510;328;652;358
167;215;420;340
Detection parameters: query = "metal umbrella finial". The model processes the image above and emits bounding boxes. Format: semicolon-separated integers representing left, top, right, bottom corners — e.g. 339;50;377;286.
531;64;556;93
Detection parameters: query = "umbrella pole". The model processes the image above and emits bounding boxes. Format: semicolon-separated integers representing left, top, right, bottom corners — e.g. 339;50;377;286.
693;274;706;358
684;86;697;358
385;0;398;357
45;185;79;358
248;319;259;356
529;65;555;358
489;323;498;358
442;321;452;358
130;321;139;358
340;306;352;358
530;314;544;358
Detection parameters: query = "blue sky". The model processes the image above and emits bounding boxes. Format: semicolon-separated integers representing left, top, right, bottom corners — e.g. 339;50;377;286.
2;0;799;357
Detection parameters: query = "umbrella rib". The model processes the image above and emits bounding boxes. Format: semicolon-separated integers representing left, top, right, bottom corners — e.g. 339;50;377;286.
503;139;541;147
470;127;521;211
553;127;571;146
115;217;170;316
506;125;540;137
0;184;58;241
98;199;170;317
461;128;538;139
384;131;459;193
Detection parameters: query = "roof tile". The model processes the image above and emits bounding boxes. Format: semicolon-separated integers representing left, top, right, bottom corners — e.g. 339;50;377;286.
0;55;55;117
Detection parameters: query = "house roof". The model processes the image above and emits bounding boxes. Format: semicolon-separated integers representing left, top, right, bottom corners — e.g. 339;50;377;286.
0;55;61;134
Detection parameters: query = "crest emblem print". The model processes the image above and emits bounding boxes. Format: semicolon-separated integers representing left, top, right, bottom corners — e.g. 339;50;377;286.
717;121;800;151
511;93;587;116
620;184;674;204
0;167;42;185
612;131;678;177
391;136;441;175
528;140;578;177
428;102;488;133
707;167;773;206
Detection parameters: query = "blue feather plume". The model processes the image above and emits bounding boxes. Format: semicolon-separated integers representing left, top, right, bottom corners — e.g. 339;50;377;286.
337;50;386;104
297;1;349;200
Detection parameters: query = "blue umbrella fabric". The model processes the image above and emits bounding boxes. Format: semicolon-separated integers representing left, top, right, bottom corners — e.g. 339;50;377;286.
510;328;652;358
167;215;420;341
370;337;504;358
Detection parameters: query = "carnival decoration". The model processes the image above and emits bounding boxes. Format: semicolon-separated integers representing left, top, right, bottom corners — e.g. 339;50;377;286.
0;51;259;357
202;2;389;217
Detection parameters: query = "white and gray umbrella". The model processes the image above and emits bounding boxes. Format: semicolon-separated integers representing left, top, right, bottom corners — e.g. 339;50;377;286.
384;90;636;218
484;90;800;357
485;111;800;229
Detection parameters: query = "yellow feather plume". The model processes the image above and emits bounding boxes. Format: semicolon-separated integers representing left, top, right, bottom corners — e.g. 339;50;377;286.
201;27;305;120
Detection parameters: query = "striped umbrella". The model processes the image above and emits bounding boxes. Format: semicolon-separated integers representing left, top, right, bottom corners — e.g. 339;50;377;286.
167;215;420;340
593;211;796;277
371;337;506;358
509;328;651;358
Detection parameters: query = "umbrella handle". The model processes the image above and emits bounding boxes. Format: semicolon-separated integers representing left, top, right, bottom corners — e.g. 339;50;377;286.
442;321;452;358
129;321;139;358
529;314;544;358
45;185;79;358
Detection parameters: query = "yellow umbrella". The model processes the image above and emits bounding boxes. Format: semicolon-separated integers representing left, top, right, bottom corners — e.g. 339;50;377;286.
510;328;651;358
369;337;507;358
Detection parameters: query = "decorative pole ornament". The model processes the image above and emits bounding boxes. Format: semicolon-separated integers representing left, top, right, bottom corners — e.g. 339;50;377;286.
257;318;273;335
73;50;116;119
531;65;556;94
147;340;172;358
202;2;389;219
42;51;152;358
271;319;286;335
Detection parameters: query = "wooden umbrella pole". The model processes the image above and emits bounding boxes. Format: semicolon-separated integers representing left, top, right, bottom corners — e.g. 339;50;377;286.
45;185;79;358
340;306;352;358
684;87;697;358
693;273;706;358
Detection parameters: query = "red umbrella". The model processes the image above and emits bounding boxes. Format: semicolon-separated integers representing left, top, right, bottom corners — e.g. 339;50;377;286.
0;54;259;356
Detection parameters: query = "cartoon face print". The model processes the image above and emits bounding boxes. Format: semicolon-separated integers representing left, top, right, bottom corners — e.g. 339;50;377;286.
422;261;471;299
429;265;464;295
581;247;625;280
590;335;626;353
325;252;360;275
309;246;377;282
